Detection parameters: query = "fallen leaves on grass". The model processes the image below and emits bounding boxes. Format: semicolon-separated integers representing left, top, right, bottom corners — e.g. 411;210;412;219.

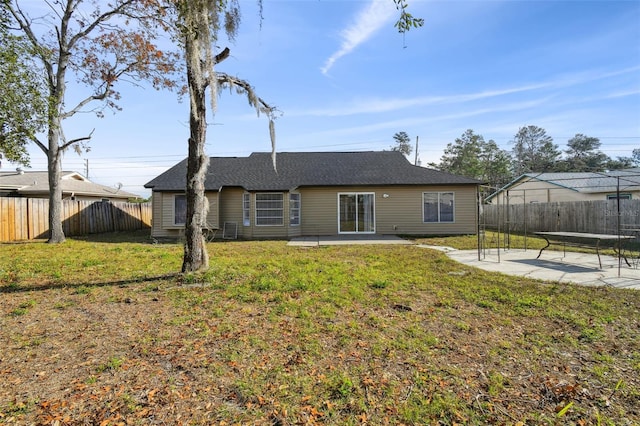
1;235;639;424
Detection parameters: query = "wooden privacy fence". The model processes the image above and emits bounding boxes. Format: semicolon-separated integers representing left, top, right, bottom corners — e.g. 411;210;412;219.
482;199;640;235
0;197;151;241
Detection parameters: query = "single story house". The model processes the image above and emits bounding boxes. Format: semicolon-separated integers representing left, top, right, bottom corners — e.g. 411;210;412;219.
0;170;139;201
485;169;640;205
144;151;481;240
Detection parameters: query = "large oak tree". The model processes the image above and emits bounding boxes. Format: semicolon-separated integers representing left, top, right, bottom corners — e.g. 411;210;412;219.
4;0;178;242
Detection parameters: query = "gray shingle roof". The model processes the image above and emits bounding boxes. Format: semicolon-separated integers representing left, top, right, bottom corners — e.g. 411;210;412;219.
145;151;481;191
0;171;139;199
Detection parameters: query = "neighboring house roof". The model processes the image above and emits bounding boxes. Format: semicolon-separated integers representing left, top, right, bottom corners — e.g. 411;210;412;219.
0;170;139;199
145;151;481;191
486;169;640;202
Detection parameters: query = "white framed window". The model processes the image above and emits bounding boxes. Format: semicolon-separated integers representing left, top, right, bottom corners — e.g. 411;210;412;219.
423;192;454;223
290;193;301;226
243;193;251;226
255;193;284;226
174;194;187;225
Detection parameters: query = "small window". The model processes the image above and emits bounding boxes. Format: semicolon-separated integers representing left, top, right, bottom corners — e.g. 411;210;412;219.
607;193;631;200
174;194;187;225
423;192;455;223
290;193;301;226
255;193;284;226
243;193;251;226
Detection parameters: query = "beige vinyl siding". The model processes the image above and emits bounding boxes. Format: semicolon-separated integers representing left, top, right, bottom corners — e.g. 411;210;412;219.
150;192;169;238
204;192;219;230
298;187;340;235
380;185;475;235
299;185;477;236
151;184;478;239
219;188;247;238
150;191;219;239
218;189;300;239
491;179;579;204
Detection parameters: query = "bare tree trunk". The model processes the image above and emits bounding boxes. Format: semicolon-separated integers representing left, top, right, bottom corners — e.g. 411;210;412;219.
47;123;65;243
181;36;209;273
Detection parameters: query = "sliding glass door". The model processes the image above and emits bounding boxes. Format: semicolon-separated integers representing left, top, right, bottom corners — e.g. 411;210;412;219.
338;193;375;234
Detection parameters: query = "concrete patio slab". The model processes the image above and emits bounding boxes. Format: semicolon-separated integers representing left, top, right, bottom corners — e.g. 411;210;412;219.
287;236;640;289
436;247;640;290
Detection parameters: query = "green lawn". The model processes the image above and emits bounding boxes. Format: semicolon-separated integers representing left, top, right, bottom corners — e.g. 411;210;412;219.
1;231;638;425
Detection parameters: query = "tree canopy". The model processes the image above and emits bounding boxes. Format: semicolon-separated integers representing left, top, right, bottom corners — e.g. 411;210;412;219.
432;127;636;188
0;8;46;166
390;131;413;156
511;125;561;175
560;133;609;172
434;129;512;190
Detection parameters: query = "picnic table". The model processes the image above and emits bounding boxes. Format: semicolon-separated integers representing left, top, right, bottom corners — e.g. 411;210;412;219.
534;231;635;269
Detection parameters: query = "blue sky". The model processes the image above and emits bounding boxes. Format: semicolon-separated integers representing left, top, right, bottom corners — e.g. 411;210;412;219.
12;0;640;197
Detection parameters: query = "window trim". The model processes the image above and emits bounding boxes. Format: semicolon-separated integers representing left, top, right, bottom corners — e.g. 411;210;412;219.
289;192;301;226
255;192;284;226
423;191;455;223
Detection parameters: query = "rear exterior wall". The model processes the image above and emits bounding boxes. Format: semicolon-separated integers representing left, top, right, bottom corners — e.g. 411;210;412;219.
298;185;477;236
150;184;478;239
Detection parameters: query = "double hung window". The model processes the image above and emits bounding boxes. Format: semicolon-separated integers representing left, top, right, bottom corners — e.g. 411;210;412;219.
423;192;454;223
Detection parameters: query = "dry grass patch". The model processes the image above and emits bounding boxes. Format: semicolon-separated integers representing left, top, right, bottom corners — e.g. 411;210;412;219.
1;231;639;424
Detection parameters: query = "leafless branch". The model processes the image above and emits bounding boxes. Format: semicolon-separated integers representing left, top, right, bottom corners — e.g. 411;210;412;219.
31;136;48;155
60;129;95;151
67;0;138;51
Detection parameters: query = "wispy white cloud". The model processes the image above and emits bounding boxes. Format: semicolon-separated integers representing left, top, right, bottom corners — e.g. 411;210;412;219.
603;89;640;99
321;0;396;75
304;98;552;141
295;83;552;117
299;66;640;118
